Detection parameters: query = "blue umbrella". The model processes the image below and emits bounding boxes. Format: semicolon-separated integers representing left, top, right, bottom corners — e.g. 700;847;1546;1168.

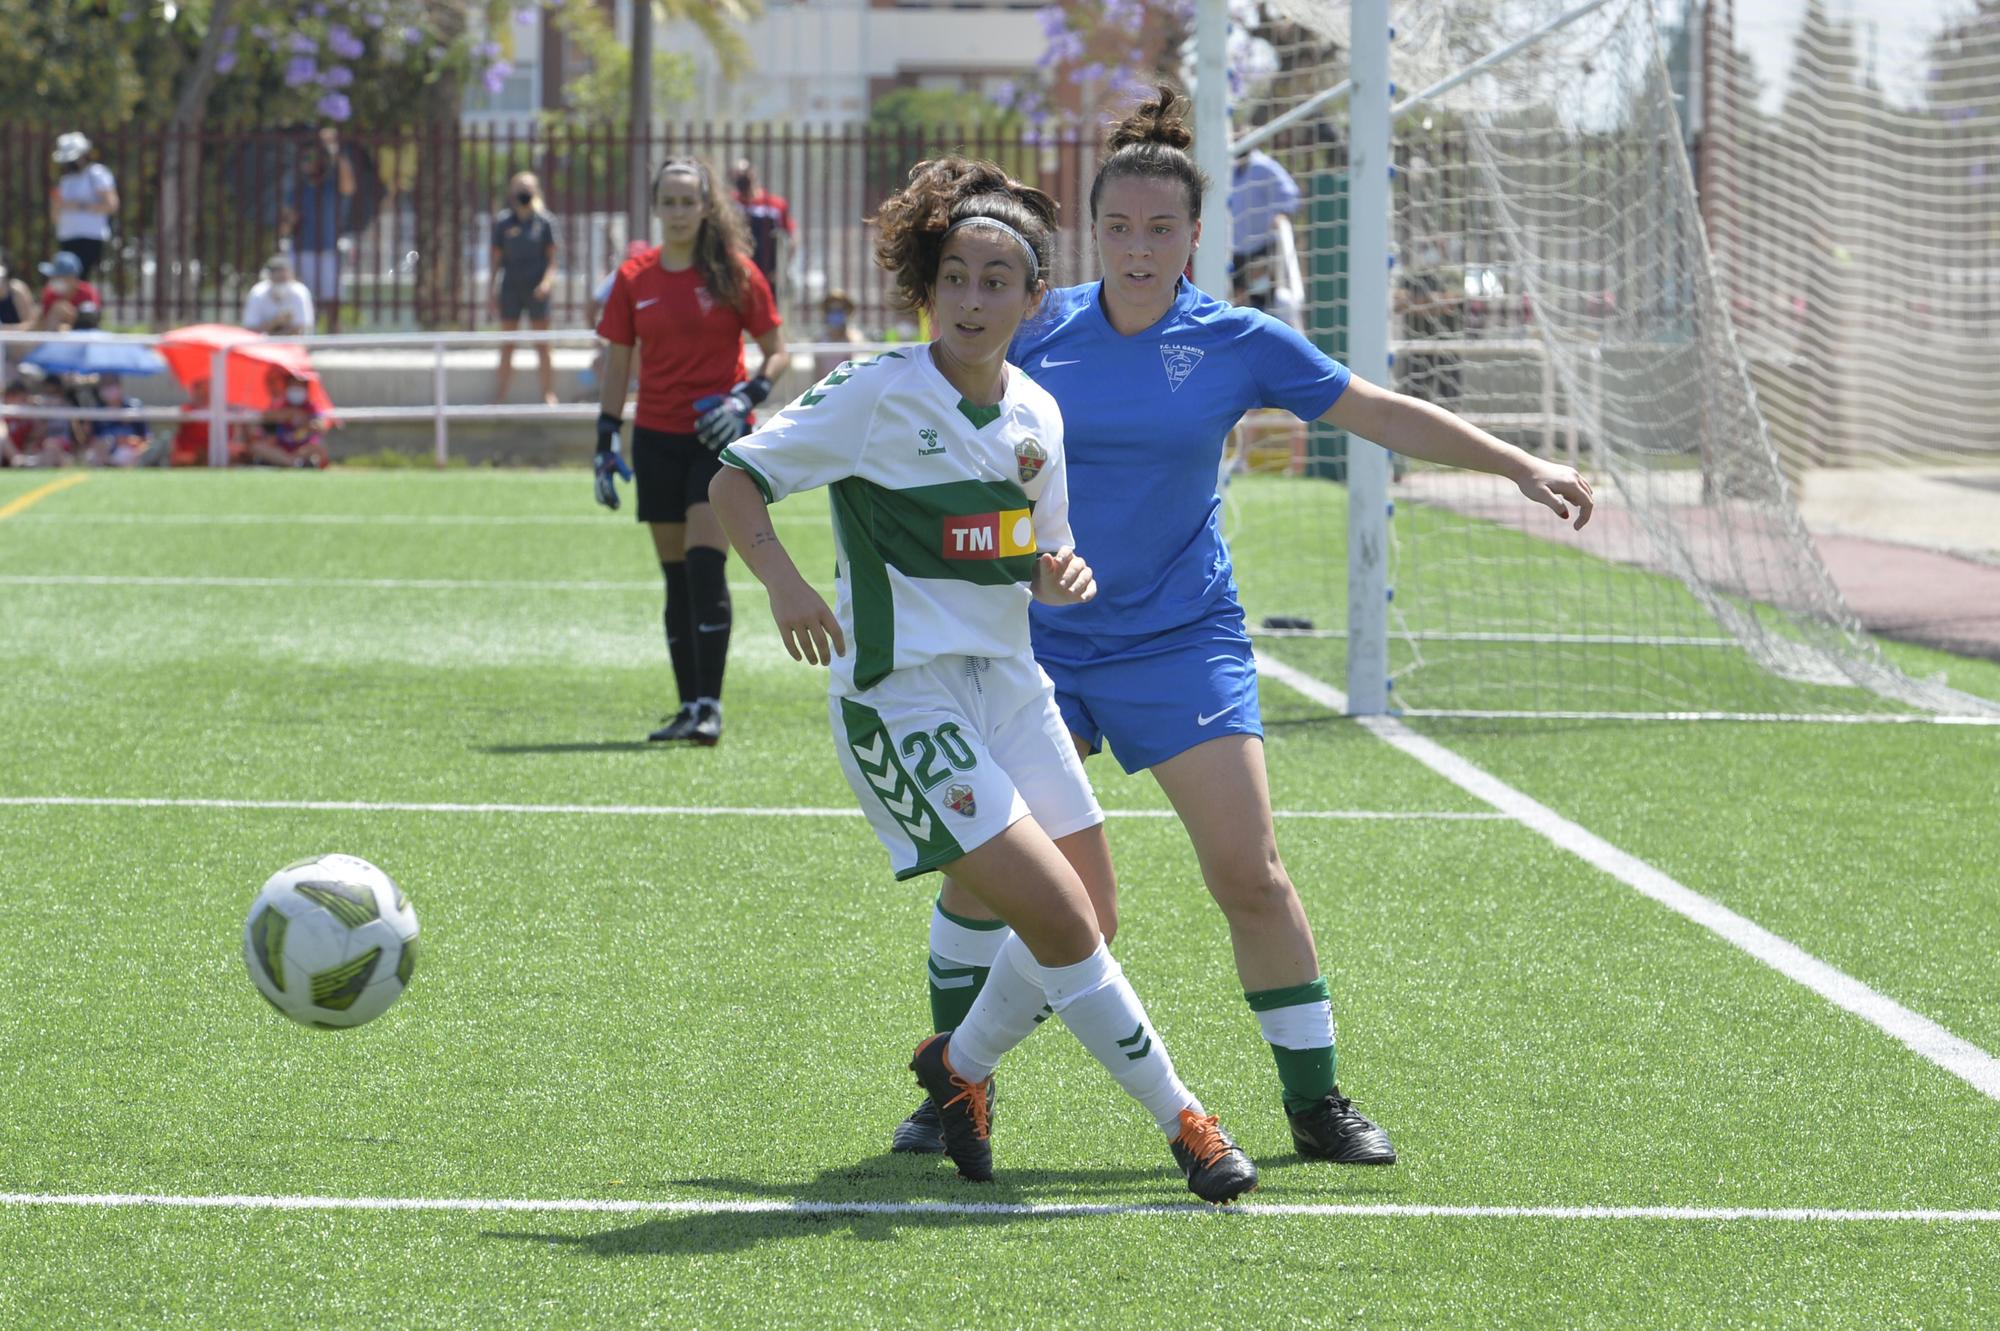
19;332;169;378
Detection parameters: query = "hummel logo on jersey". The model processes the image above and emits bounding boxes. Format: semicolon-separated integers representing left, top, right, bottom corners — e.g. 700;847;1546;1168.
917;427;945;457
942;509;1035;560
1039;355;1080;369
1160;344;1205;392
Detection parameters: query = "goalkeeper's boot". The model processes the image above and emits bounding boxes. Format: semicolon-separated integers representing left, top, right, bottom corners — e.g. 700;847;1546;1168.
1288;1088;1397;1165
908;1034;993;1182
691;700;723;747
891;1079;994;1155
647;703;698;743
1170;1108;1259;1204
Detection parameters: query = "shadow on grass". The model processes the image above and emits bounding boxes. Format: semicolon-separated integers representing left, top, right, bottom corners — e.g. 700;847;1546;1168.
484;1151;1404;1257
476;741;662;755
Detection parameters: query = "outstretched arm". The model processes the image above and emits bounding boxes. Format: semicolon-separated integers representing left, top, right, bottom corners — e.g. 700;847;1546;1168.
710;466;845;665
1319;375;1594;529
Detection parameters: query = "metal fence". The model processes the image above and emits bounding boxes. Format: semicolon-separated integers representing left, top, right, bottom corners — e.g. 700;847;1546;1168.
2;122;1102;338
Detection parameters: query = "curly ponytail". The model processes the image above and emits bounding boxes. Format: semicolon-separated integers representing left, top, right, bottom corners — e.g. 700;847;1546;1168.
1090;82;1209;220
872;156;1058;311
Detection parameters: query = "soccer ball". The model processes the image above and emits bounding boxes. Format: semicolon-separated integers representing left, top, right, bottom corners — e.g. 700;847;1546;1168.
243;854;420;1029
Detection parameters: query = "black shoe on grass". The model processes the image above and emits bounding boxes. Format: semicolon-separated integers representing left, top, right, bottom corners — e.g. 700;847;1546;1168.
690;700;723;747
647;704;698;743
891;1098;945;1154
1288;1088;1397;1165
908;1034;993;1182
1171;1109;1259;1204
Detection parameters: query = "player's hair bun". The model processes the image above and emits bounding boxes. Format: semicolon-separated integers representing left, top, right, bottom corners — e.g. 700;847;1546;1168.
1107;84;1195;153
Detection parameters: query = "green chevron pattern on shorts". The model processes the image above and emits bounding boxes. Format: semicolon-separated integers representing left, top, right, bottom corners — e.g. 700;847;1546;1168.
310;947;382;1010
839;695;963;878
296;880;380;929
249;905;288;994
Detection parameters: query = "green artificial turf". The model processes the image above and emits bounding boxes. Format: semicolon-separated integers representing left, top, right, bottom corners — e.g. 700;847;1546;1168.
1;469;1996;1328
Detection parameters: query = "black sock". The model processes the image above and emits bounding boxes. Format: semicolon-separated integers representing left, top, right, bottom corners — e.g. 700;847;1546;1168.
661;561;695;706
685;545;732;703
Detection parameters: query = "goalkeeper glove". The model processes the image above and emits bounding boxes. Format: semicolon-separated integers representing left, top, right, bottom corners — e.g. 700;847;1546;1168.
693;375;771;452
594;411;632;510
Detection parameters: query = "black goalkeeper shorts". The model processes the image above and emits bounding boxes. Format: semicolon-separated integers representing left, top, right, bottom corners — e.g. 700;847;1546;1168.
631;427;723;525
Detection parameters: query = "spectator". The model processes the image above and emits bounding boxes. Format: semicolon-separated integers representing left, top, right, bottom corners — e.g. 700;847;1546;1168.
37;252;102;333
170;378;234;467
1228;149;1300;310
2;377;64;467
730;157;795;302
0;253;37;331
814;287;864;378
246;365;330;468
490;171;559;406
49;132;118;281
280;129;356;330
242;254;315;335
84;373;160;467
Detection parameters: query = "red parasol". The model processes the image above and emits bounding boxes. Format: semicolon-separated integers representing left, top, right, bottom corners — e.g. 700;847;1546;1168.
159;324;337;416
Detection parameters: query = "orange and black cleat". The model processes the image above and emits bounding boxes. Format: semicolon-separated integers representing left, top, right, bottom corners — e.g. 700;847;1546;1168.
1171;1108;1259;1204
908;1034;993;1182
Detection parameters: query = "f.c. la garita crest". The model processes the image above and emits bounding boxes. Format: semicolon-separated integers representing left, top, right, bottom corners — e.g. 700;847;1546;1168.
1159;344;1205;392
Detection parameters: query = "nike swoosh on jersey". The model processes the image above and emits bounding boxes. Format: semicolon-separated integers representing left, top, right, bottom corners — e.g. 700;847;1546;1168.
1039;355;1080;368
636;297;661;309
1196;704;1240;726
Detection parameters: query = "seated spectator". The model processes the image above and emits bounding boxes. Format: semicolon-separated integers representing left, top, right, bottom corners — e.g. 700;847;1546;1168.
85;373;161;467
242;255;315;335
815;287;865;378
171;377;240;467
0;253;37;331
245;365;331;469
2;377;66;467
37;252;102;332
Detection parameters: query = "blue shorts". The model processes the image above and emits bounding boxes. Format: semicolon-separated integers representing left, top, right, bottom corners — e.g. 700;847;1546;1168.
1031;608;1263;775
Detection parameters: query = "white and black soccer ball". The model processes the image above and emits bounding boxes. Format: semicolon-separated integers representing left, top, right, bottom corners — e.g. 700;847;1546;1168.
243;854;420;1029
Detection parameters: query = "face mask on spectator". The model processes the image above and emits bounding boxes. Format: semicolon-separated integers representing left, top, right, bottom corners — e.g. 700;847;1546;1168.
826;309;847;331
515;190;534;207
285;386;308;406
734;175;753;194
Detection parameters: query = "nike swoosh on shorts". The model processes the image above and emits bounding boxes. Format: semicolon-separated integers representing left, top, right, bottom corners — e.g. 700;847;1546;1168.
1196;704;1240;726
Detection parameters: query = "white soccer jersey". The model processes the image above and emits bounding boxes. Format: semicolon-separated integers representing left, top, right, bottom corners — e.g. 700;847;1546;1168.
720;344;1072;695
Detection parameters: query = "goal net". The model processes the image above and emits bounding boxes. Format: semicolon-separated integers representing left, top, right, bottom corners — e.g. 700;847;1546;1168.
1225;0;1998;719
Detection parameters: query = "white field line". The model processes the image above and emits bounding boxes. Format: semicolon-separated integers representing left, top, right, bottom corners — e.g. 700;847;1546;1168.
1255;651;2000;1103
2;1191;1997;1223
0;573;779;594
0;795;1502;823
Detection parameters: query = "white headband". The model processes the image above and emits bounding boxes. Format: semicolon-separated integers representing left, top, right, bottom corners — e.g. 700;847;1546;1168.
941;216;1040;283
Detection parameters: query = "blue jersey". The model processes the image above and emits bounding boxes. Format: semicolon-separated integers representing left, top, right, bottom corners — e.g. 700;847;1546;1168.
1010;279;1350;640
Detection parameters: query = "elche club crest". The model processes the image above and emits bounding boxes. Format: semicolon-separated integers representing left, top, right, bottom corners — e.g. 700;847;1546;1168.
944;783;977;817
1014;435;1047;484
694;287;716;315
1159;344;1205;392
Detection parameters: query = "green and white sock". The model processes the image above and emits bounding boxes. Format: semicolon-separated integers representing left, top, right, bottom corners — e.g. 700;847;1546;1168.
926;898;1009;1033
1246;978;1338;1113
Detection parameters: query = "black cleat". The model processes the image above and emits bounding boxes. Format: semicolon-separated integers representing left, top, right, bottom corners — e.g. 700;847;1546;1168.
1171;1109;1259;1204
647;704;698;743
890;1098;945;1154
908;1034;993;1182
1289;1087;1397;1165
891;1079;995;1155
690;700;722;747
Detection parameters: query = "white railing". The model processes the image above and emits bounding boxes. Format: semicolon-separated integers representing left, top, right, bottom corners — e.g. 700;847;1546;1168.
0;330;902;468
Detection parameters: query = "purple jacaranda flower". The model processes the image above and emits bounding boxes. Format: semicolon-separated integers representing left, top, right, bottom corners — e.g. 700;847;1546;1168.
289;32;318;54
365;11;386;27
311;3;327;15
328;25;364;59
516;6;537;24
215;48;239;75
474;40;502;60
993;80;1017;107
403;27;423;43
321;65;354;88
251;24;272;41
317;92;352;121
483;60;514;95
285;56;319;87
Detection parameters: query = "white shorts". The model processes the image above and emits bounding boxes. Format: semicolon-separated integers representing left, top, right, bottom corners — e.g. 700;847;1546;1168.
831;653;1104;882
